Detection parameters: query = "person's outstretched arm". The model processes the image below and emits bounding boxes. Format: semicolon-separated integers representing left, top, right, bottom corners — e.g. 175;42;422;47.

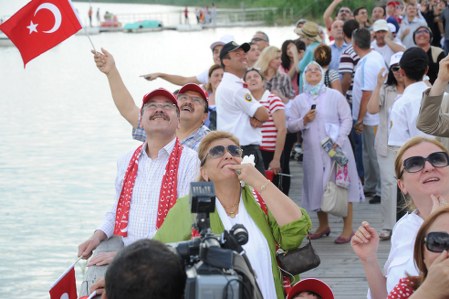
93;48;140;128
141;72;200;86
417;54;449;137
351;221;388;299
323;0;343;30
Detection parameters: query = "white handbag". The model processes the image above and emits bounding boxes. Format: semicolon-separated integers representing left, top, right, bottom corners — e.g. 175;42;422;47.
321;162;348;217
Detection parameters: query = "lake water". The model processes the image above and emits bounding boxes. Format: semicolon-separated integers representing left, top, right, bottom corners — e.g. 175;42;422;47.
0;1;297;298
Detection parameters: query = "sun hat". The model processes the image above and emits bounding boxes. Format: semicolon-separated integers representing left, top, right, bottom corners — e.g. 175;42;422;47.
294;21;322;42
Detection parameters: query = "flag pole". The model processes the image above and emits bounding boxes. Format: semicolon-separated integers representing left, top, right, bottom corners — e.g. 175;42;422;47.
49;256;83;289
83;27;97;52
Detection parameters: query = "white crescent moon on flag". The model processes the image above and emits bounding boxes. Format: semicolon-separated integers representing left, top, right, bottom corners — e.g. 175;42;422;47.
34;3;62;33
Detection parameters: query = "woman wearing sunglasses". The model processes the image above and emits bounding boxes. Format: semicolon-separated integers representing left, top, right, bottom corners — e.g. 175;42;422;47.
351;136;449;299
153;131;312;299
367;51;405;240
387;205;449;299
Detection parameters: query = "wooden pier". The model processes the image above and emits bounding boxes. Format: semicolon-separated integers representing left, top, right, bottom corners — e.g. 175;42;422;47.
288;159;390;299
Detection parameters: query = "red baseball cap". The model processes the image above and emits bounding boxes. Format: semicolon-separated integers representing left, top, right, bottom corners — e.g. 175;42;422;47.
387;1;401;7
287;278;334;299
178;83;209;103
141;88;178;109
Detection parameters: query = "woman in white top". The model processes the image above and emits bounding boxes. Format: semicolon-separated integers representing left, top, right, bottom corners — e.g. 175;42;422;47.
367;52;405;240
351;136;449;299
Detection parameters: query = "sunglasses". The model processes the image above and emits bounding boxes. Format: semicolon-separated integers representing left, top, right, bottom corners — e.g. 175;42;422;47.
399;151;449;178
424;232;449;253
200;145;243;166
391;65;400;72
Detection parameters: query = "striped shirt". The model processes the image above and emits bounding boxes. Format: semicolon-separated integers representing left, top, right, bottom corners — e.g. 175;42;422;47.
99;139;200;246
338;44;360;105
259;91;285;152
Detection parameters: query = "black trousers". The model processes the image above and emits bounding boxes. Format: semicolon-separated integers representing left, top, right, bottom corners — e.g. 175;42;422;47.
241;144;265;175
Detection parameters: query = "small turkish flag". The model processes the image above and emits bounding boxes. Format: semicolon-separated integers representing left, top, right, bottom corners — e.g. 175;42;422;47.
0;0;82;67
49;265;77;299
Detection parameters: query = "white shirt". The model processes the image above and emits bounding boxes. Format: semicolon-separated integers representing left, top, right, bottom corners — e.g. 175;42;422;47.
216;72;263;146
215;197;277;299
370;40;403;66
99;139;200;246
196;68;208;85
367;212;422;298
353;50;384;126
388;81;434;147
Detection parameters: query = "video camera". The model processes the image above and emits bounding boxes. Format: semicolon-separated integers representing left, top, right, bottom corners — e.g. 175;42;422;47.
170;182;263;299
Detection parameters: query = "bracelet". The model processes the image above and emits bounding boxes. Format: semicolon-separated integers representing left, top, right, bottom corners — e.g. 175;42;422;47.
259;179;270;193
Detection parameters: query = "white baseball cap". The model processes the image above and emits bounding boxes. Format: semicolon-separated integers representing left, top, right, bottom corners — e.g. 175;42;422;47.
389;51;403;67
387;22;396;33
210;34;235;50
373;19;389;32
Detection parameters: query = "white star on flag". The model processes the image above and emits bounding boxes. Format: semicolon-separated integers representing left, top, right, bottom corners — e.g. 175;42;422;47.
27;21;38;34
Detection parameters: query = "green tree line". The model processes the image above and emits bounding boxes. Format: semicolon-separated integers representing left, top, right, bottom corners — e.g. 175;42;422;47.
76;0;384;25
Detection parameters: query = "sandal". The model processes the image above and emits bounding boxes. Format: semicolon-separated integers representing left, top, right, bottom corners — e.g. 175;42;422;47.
379;229;392;241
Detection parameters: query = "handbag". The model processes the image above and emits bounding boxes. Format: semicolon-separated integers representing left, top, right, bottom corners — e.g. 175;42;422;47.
276;236;321;275
321;162;348;217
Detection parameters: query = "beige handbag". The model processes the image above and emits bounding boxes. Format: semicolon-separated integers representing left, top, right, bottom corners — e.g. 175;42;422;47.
321;162;348;217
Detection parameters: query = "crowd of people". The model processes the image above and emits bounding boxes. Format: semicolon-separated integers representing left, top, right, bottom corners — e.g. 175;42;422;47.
75;0;449;298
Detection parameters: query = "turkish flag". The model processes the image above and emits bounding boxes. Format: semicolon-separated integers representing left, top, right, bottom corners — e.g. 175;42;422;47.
0;0;82;67
49;265;77;299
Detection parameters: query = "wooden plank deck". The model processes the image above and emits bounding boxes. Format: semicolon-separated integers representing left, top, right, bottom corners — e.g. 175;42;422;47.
288;158;390;299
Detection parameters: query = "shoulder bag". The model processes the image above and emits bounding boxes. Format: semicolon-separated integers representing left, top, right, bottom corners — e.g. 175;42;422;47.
321;162;348;217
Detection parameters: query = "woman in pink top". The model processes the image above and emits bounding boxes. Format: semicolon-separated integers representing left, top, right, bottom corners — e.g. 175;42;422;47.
244;68;286;182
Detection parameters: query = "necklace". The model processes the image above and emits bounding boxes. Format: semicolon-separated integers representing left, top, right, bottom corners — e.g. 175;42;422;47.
225;200;239;218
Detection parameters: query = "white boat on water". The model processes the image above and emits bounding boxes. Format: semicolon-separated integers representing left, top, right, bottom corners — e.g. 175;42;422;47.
0;32;13;47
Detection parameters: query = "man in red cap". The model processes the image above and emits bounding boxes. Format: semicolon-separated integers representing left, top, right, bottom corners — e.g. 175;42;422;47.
77;54;200;294
91;48;210;151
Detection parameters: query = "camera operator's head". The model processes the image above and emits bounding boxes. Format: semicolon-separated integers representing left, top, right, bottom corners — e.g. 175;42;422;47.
104;239;186;299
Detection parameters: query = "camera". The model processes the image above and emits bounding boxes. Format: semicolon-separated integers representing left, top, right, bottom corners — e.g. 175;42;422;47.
169;182;263;299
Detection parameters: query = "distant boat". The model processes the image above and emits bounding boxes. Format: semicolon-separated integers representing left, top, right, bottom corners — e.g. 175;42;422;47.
99;20;122;33
123;20;163;33
176;24;202;32
0;32;13;47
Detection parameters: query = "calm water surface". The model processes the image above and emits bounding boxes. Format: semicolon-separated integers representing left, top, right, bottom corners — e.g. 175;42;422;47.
0;1;296;297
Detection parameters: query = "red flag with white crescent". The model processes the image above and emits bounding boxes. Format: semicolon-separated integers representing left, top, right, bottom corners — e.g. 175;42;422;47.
49;265;77;299
0;0;82;67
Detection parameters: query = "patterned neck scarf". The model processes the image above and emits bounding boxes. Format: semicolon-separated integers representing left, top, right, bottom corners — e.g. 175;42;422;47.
114;138;183;237
303;61;326;99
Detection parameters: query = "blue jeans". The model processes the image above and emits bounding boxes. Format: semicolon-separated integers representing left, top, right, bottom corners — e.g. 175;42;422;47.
349;121;364;180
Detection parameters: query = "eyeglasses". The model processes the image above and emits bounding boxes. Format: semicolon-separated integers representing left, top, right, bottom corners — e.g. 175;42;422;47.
399;151;449;178
424;232;449;253
391;65;400;72
143;102;177;111
251;37;267;42
415;29;430;35
339;9;351;13
200;145;243;166
177;94;204;105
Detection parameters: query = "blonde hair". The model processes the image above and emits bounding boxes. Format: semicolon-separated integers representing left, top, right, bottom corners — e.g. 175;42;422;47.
197;131;240;181
395;137;449;211
254;46;281;76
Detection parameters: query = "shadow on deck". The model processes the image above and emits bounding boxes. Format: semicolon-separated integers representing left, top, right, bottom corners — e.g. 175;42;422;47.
288;159;390;299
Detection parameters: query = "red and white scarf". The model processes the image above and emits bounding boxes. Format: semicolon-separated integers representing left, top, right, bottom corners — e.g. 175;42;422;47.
114;138;183;237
